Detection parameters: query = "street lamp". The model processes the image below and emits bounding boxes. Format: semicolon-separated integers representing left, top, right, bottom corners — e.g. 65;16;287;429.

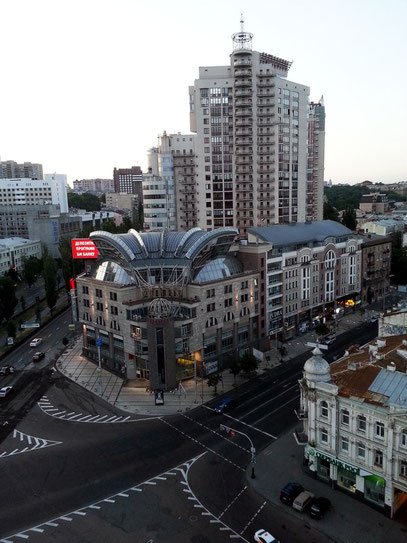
96;337;103;396
383;274;394;313
220;424;256;478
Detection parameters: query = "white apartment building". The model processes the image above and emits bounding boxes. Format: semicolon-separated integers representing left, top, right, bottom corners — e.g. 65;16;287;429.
188;19;324;236
297;335;407;518
0;175;68;213
73;178;115;193
0;237;42;276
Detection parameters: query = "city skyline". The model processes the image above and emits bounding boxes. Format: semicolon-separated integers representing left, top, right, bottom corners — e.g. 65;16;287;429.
1;0;406;185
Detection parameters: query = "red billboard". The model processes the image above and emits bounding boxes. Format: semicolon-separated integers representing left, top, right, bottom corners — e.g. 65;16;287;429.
71;239;99;259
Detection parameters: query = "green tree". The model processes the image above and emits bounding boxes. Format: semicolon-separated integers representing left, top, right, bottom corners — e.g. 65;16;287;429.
22;256;42;287
342;206;357;231
101;218;118;233
42;253;58;315
315;323;329;336
99;193;106;204
6;320;17;339
59;236;84;292
62;336;69;346
207;373;221;395
0;276;18;323
229;359;241;385
325;184;372;211
239;352;258;375
68;192;101;212
323;201;339;222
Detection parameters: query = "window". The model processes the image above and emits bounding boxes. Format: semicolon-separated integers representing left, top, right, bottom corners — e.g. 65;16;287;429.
341;436;349;453
224;298;233;308
206;288;215;298
320;428;328;443
240;293;249;303
207;303;215;313
83;299;90;308
400;461;407;478
374;450;383;467
357;415;367;433
341;409;350;426
110;305;118;315
96;302;104;311
375;421;385;439
95;288;102;298
401;429;407;448
320;401;329;418
224;284;232;294
206;317;218;328
82;286;89;294
357;442;366;459
109;292;117;301
241;280;248;289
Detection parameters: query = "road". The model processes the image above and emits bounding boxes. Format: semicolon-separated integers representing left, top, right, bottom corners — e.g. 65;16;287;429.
0;320;378;542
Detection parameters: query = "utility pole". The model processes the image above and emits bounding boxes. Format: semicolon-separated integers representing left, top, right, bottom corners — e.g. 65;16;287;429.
220;424;256;478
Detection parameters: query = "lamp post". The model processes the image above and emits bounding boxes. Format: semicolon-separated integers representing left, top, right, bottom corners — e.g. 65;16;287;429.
96;337;103;396
193;355;198;403
220;424;256;478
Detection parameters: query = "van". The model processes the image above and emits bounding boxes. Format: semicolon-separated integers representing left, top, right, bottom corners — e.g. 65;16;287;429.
215;397;235;414
292;490;314;512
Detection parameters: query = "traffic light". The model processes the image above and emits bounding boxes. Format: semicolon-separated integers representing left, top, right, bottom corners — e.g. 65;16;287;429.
220;424;236;437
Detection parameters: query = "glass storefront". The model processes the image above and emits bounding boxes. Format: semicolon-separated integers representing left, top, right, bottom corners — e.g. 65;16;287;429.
364;476;385;507
317;458;330;481
337;466;356;493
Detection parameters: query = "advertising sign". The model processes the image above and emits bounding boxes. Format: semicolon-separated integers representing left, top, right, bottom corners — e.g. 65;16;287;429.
71;239;99;259
203;360;218;376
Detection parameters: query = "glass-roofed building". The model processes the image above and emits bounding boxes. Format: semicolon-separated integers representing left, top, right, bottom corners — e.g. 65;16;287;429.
76;227;260;391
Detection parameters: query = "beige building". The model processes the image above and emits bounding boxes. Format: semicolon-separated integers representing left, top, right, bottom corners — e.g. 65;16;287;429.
359;193;389;214
106;193;137;211
297;330;407;518
360;234;392;305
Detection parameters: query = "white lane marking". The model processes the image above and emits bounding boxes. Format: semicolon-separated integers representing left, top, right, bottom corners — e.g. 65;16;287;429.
201;405;276;439
239;383;298;419
240;501;267;535
0;429;62;459
219;486;247;518
182;414;250;453
251;395;298;425
160;418;245;472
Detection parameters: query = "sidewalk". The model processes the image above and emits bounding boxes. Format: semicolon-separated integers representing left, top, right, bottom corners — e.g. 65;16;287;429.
248;431;407;543
55;309;365;416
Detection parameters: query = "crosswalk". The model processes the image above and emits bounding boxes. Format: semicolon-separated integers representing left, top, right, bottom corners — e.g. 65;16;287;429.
36;396;158;423
0;429;61;459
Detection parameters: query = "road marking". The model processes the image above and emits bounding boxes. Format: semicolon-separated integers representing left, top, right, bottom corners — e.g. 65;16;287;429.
201;406;276;439
251;395;299;425
239;383;298;419
240;500;267;535
182;414;250;453
0;429;61;459
219;486;247;518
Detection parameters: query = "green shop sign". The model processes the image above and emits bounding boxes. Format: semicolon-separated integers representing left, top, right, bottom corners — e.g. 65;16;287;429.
308;448;359;475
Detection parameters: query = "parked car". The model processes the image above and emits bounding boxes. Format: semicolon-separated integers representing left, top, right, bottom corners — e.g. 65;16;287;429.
215;397;235;414
29;338;42;348
32;352;45;362
279;482;304;505
320;333;336;345
0;365;15;375
0;386;13;398
309;496;331;519
254;529;278;542
292;490;315;512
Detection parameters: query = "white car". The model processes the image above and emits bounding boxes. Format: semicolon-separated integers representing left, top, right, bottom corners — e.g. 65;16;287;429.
254;529;278;543
0;386;13;398
30;338;42;347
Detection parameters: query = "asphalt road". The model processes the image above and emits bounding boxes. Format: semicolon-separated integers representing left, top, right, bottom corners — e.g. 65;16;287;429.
0;320;379;543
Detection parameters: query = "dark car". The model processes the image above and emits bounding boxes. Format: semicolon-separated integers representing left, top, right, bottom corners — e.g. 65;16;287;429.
0;365;15;376
33;352;45;362
309;496;331;519
280;482;304;505
215;397;235;414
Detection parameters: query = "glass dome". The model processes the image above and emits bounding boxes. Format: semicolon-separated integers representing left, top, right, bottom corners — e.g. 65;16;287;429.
193;256;243;283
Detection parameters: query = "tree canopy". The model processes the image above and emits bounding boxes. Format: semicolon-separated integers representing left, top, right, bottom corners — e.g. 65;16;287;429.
0;276;18;323
68;192;102;212
341;206;357;231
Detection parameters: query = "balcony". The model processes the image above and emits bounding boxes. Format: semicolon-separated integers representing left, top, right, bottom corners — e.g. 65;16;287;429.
235;148;252;155
257;110;275;117
257;157;275;164
235;79;252;87
235;136;253;145
257;167;275;175
235;118;252;126
235;88;253;97
235;165;253;174
233;58;252;67
257;89;275;97
257;81;275;87
234;69;252;77
235;108;252;117
257;133;275;141
235;99;252;107
235;127;253;136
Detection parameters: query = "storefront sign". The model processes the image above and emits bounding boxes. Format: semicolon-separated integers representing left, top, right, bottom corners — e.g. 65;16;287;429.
203;360;218;376
308;447;359;475
71;239;99;259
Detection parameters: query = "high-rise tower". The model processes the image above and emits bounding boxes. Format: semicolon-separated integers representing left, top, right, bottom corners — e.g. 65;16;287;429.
189;18;323;236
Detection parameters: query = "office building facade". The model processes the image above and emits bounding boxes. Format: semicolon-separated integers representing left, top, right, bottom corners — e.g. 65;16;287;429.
113;166;143;201
0;160;43;180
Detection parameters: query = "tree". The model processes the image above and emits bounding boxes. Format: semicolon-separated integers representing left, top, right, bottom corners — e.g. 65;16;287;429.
323;201;339;222
133;202;144;231
315;323;329;337
6;267;19;282
101;218;118;233
68;192;101;212
0;276;18;323
22;256;42;287
42;253;58;315
6;320;17;339
229;359;241;386
59;236;84;292
239;352;258;375
62;336;69;346
207;373;221;395
342;206;357;231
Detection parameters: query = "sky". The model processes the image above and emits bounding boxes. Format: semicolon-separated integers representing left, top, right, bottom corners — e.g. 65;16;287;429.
0;0;406;186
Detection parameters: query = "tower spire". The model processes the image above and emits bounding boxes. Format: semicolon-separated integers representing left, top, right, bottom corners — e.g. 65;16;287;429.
232;14;253;51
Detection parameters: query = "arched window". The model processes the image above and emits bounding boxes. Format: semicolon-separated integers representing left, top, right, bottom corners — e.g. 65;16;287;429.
324;250;336;269
320;400;329;418
240;307;250;317
223;311;234;322
401;428;407;448
206;317;218;328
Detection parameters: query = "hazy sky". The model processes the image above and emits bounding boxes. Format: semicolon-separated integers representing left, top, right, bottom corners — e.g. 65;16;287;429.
1;0;406;185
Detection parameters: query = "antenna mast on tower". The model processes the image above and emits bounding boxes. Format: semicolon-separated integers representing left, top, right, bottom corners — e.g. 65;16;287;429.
232;14;253;50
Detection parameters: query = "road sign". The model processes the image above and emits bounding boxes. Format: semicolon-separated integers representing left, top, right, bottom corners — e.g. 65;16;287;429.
68;324;75;331
306;342;328;350
21;323;40;329
96;338;103;347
